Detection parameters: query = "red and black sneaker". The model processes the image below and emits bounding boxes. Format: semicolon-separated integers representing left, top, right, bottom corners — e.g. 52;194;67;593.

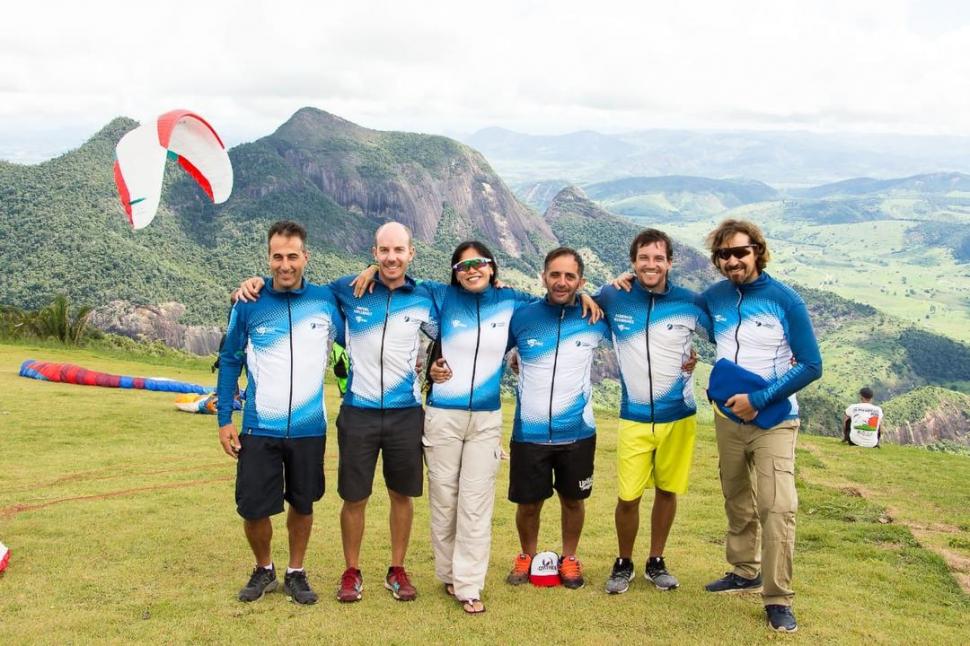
385;566;417;601
337;567;363;603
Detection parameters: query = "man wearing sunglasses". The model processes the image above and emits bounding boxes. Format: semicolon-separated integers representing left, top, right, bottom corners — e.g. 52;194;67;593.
701;219;822;633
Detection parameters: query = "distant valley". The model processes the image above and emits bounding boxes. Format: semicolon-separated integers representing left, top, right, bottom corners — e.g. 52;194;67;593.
1;110;968;448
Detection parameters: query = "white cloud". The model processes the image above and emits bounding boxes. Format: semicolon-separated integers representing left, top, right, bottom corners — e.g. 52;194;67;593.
3;0;970;161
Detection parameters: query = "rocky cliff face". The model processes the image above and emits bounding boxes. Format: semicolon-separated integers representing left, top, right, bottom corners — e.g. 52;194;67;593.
249;108;555;257
884;402;970;446
90;301;223;355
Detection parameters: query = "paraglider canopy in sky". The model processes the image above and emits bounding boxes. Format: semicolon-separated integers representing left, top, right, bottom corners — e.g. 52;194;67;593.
113;109;233;230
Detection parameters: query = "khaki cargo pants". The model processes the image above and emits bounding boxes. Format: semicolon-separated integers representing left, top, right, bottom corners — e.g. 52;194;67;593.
714;415;799;606
423;406;503;602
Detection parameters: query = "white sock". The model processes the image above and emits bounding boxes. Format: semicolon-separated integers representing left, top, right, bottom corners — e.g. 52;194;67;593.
286;567;304;574
260;563;274;571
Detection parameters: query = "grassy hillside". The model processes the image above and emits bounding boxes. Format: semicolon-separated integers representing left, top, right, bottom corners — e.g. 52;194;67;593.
0;343;967;643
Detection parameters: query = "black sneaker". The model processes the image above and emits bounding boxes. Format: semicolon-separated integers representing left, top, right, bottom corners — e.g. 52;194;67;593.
704;571;763;593
239;565;278;602
645;556;679;591
284;569;319;605
766;605;798;632
605;558;635;594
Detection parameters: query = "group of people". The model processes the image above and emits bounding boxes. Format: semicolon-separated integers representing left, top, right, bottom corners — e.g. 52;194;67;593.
216;216;822;633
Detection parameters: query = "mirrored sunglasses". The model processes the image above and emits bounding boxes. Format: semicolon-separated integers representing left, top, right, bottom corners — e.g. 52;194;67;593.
452;257;493;272
715;245;759;261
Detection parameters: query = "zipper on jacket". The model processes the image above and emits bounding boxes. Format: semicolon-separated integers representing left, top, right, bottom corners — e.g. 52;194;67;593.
734;289;743;363
468;293;482;410
286;294;294;437
548;305;565;442
646;294;655;432
379;290;392;408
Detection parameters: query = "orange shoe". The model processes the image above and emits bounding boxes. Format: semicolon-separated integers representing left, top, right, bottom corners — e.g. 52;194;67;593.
559;555;585;589
506;553;532;585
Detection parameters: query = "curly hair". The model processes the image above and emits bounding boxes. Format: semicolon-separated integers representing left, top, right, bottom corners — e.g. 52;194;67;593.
705;219;771;272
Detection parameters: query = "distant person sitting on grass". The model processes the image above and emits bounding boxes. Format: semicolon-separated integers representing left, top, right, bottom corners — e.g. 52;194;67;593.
843;387;884;448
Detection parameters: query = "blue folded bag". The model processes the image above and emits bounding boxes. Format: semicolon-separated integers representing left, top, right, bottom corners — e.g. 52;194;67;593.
707;358;792;429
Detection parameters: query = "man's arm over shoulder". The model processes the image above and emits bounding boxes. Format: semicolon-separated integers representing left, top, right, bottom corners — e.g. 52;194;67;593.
216;303;248;425
692;291;714;341
318;285;346;347
749;292;823;410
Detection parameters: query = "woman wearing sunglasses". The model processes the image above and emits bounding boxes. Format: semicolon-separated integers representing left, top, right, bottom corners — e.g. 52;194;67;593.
353;241;600;613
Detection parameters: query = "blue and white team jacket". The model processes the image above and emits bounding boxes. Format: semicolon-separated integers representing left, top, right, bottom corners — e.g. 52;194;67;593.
217;280;344;438
330;275;437;409
425;284;535;411
701;272;822;419
596;280;711;424
509;298;610;444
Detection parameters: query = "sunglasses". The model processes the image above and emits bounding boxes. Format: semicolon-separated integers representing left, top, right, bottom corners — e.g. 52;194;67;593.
715;244;760;261
452;257;493;272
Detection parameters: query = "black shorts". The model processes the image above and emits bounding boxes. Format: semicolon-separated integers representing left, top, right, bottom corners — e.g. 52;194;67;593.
508;435;596;503
235;434;325;520
336;404;424;502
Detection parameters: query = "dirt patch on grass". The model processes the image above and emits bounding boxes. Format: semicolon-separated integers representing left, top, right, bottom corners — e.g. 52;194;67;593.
0;476;232;518
0;462;230;495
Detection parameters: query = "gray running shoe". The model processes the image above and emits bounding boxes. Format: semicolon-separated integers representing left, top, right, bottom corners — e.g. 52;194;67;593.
645;556;679;591
239;565;278;602
605;558;635;594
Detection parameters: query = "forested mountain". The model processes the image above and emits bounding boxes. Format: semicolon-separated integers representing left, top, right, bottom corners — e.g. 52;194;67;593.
0;109;557;325
2;110;968;447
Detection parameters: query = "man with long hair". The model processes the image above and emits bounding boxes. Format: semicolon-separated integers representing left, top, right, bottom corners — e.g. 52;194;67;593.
701;219;822;633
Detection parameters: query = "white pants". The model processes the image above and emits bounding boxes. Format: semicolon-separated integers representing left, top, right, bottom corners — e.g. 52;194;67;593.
423;406;503;601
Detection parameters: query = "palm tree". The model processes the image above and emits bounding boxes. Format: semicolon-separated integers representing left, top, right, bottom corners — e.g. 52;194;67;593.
31;294;94;344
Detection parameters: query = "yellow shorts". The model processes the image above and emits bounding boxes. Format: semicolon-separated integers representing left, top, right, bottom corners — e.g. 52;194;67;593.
617;415;697;500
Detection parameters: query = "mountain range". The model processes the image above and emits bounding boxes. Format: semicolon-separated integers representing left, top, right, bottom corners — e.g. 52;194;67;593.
466;126;970;187
1;108;968;448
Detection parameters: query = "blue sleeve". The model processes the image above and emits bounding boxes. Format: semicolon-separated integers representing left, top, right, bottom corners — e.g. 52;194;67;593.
511;287;539;311
598;319;613;349
328;275;354;301
507;310;522;353
694;294;714;341
417;282;444;340
749;295;823;410
216;303;248;426
326;289;346;347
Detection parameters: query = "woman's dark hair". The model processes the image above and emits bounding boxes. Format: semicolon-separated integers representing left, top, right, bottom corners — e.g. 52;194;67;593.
450;240;498;287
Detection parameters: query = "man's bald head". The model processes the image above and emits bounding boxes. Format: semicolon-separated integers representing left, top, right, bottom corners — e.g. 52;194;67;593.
372;220;415;289
374;221;413;248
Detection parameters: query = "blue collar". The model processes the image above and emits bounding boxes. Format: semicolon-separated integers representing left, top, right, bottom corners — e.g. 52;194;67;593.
265;276;308;296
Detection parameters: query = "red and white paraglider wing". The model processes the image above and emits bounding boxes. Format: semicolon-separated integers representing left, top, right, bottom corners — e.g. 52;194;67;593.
157;110;233;204
113;123;167;229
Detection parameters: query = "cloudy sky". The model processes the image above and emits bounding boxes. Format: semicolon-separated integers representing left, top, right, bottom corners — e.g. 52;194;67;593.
3;0;970;162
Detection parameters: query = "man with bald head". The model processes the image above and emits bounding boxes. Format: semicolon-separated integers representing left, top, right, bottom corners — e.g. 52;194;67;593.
235;221;438;603
330;221;438;603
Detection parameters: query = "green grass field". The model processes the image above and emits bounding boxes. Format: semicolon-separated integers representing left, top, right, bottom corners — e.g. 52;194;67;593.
0;343;967;644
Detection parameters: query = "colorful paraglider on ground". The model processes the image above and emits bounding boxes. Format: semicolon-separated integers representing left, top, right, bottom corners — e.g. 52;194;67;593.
19;359;212;393
18;359;242;414
113;109;233;229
